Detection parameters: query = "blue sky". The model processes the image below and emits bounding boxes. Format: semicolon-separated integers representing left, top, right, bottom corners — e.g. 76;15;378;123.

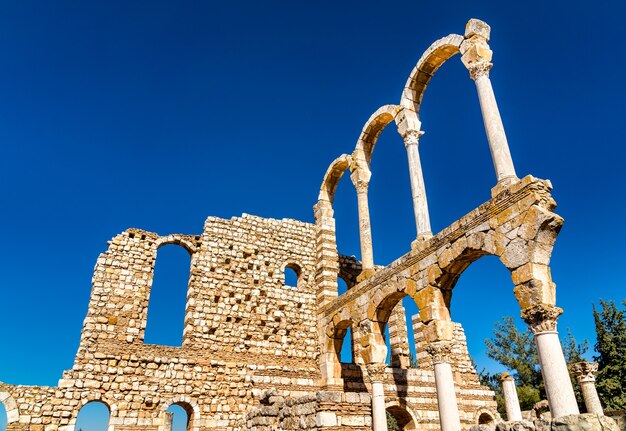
1;0;625;428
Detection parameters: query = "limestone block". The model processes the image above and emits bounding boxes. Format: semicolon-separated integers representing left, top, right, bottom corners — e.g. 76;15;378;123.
551;414;620;431
465;19;491;40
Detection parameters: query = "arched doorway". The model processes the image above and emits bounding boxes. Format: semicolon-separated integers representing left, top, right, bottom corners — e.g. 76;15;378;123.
386;404;418;430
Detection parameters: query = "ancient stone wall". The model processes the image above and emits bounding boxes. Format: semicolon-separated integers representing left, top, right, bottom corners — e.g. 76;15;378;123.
0;214;321;430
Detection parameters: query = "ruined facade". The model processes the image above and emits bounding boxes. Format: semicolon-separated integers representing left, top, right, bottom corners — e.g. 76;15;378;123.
1;19;583;431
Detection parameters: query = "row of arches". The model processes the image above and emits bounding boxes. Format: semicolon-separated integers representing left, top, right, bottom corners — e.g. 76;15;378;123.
0;397;201;431
144;242;305;346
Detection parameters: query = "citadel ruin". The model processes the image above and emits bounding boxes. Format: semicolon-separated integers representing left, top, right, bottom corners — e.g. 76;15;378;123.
0;18;605;431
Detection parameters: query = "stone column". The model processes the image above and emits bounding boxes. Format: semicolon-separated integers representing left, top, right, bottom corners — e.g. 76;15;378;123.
522;304;580;418
366;363;388;431
350;167;375;280
164;411;174;431
501;373;523;421
460;21;517;186
427;341;461;431
571;362;603;415
402;129;432;243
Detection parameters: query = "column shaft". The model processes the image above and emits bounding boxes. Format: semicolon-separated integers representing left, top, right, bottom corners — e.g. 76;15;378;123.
501;376;523;421
434;362;462;431
535;331;580;418
473;73;517;183
580;380;603;415
356;189;374;271
371;380;388;431
404;133;432;240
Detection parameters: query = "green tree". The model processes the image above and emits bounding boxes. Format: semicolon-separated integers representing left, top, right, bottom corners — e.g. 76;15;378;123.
483;316;588;413
593;299;626;410
386;411;400;431
485;316;541;388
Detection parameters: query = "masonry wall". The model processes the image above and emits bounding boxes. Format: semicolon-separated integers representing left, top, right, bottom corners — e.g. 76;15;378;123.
0;214;320;431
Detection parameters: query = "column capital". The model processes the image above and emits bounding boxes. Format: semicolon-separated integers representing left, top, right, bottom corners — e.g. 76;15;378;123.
521;304;563;334
426;341;455;364
350;168;371;194
468;62;492;80
570;361;598;383
366;363;387;383
403;129;424;148
460;36;493;81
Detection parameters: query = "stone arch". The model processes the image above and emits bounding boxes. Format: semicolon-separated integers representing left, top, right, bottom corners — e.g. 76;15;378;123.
71;397;115;430
386;401;420;430
476;410;496;425
354;104;401;166
0;392;19;424
317;154;352;204
281;261;304;288
400;34;464;114
155;234;197;254
159;397;202;431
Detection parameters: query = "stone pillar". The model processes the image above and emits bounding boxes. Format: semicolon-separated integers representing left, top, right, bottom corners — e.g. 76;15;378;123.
313;199;339;306
571;362;603;415
460;20;517;186
350;167;375;280
427;341;461;431
501;373;523;421
366;363;388;431
402;129;432;243
164;411;174;431
522;304;580;418
389;302;410;368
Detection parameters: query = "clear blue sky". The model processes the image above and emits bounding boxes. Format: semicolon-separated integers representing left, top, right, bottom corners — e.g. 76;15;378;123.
1;0;625;428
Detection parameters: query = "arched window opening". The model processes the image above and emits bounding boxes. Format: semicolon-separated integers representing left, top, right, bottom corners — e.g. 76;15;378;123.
368;125;415;264
0;402;7;431
333;169;361;264
145;244;191;346
478;412;495;425
284;263;301;288
386;405;417;430
339;326;354;364
75;401;110;431
383;296;419;368
338;276;349;296
166;403;192;431
447;255;520;376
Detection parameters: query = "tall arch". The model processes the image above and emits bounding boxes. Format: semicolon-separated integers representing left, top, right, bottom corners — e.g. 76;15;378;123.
354;105;401;166
317;154;352;204
400;34;464;115
145;243;193;346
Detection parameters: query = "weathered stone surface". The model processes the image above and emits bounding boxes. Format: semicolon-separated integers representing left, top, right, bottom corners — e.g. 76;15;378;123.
496;420;537;431
551;414;620;431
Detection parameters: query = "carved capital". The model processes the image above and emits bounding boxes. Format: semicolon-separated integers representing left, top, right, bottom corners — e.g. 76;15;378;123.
570;361;598;383
425;341;455;364
350;167;371;194
460;37;493;81
521;304;563;334
468;62;492;80
366;363;387;383
403;129;424;148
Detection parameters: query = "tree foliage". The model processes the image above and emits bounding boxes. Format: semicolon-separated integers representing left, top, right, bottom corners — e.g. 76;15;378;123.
593;299;626;411
386;411;400;431
482;316;588;414
485;316;541;388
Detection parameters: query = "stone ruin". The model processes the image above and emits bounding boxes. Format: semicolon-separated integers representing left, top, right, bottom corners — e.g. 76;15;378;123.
0;18;594;431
